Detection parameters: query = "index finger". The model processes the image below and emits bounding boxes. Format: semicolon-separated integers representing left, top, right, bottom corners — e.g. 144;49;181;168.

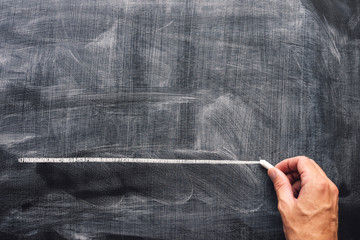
275;156;319;181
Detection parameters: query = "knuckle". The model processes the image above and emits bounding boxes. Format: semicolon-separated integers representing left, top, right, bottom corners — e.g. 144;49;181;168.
331;184;339;196
298;156;310;166
298;156;309;161
317;179;329;190
277;201;290;213
277;202;285;212
274;180;286;190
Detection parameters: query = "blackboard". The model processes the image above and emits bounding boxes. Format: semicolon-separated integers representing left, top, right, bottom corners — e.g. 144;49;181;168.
1;0;359;239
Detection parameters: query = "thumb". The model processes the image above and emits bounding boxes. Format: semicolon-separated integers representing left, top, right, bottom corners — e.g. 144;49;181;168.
268;167;294;204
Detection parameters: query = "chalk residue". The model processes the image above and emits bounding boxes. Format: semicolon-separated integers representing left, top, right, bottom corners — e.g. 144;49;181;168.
0;0;359;239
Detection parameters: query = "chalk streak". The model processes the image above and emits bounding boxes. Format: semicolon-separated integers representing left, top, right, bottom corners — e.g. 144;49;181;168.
18;158;261;164
157;21;174;31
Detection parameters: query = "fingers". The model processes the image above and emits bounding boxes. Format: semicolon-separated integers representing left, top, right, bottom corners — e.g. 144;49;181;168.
286;172;300;184
268;167;295;204
276;156;316;174
270;156;334;203
292;180;301;198
275;156;320;185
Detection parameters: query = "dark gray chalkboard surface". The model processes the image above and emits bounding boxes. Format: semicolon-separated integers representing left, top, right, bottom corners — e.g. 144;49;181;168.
1;0;359;239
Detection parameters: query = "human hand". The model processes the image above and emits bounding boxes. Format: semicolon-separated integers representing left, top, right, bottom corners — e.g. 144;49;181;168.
268;156;339;240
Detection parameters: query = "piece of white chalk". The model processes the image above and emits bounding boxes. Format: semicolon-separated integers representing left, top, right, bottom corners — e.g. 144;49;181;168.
259;159;274;170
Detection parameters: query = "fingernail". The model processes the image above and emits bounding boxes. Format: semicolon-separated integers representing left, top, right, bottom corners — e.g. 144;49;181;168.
268;168;276;181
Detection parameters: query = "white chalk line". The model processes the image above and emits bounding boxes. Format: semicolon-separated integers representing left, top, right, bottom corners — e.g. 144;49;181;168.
18;158;261;165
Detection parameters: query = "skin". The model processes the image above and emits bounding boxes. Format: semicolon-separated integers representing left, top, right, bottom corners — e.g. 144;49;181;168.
267;156;339;240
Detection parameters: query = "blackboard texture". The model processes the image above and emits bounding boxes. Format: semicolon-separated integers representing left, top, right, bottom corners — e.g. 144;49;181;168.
1;0;360;239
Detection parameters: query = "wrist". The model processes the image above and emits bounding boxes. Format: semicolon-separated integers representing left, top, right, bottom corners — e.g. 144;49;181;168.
284;224;338;240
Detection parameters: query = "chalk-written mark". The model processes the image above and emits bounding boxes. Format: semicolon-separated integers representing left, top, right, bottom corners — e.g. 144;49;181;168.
18;158;261;164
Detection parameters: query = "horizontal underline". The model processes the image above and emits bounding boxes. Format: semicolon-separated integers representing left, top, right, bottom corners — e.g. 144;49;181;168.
18;158;261;164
